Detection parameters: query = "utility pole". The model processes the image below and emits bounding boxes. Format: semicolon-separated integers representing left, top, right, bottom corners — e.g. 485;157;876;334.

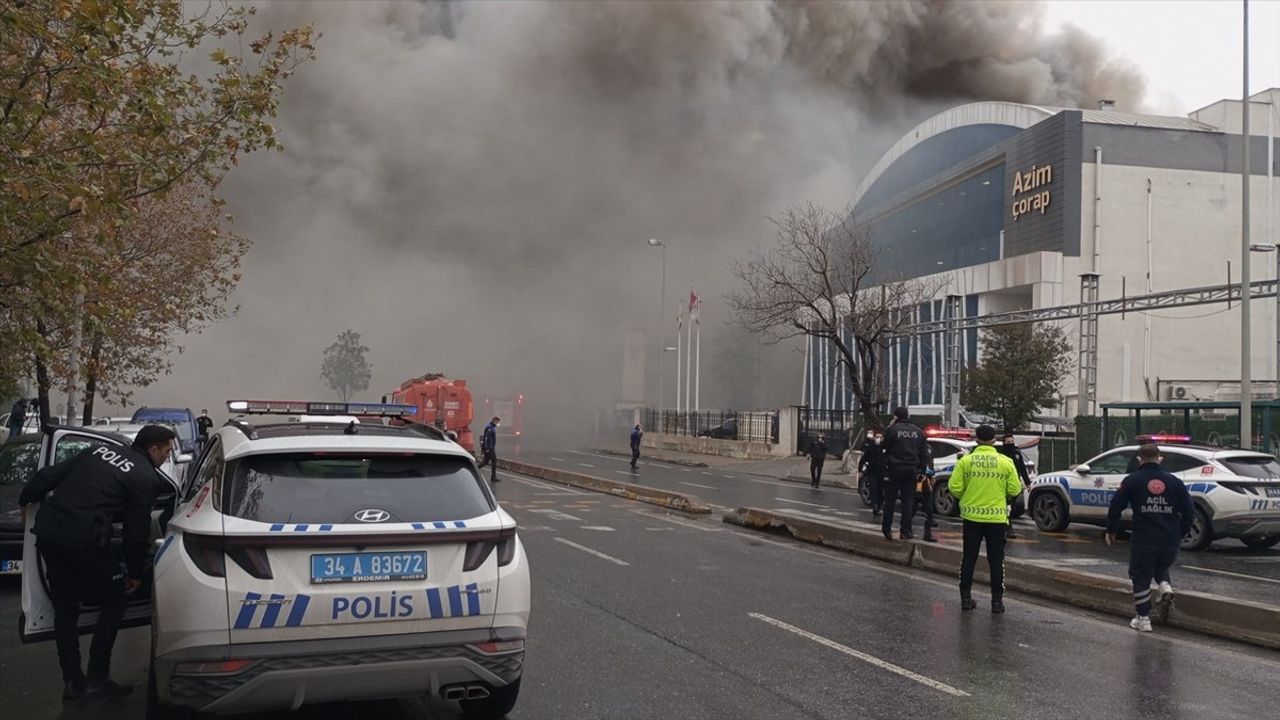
1240;0;1253;448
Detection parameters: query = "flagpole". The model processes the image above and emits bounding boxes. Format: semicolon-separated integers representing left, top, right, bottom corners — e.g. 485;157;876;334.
694;300;701;414
685;300;692;422
676;306;683;419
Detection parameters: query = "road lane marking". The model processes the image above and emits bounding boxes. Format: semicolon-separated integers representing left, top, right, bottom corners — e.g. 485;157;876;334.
527;509;584;522
700;471;713;476
681;468;693;473
679;481;717;490
500;473;585;494
774;497;832;509
580;526;616;532
721;475;736;480
630;509;721;532
1183;565;1280;584
554;537;629;566
578;462;596;468
549;456;566;462
748;613;969;697
616;470;637;476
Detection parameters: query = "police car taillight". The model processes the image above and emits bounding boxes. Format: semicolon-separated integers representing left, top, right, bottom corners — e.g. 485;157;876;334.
183;533;226;578
469;640;524;655
497;533;517;566
226;400;416;417
1135;434;1192;444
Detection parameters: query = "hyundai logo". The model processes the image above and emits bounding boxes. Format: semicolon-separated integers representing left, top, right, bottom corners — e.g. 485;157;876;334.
353;508;391;523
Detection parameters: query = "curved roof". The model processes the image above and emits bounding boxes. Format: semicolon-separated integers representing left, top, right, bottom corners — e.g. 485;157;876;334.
852;102;1054;210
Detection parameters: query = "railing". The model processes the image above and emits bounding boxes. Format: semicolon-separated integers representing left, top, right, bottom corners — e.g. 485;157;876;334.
637;409;779;443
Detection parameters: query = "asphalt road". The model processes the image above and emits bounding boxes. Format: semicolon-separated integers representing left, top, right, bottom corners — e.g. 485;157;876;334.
512;447;1280;605
3;468;1278;719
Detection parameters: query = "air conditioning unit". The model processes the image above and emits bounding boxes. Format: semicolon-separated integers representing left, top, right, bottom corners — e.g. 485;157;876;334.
1166;385;1193;401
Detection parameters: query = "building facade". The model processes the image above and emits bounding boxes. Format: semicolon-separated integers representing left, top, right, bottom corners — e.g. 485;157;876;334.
803;90;1280;417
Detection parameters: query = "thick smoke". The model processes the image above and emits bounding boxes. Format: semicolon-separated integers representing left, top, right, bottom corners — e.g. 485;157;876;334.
119;1;1143;439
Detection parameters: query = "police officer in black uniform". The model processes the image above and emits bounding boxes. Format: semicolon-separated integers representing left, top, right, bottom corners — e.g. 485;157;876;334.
858;430;885;519
881;407;932;541
19;424;177;701
998;433;1031;539
808;433;829;488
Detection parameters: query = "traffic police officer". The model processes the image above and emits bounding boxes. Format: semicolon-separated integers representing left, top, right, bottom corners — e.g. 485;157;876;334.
19;425;177;700
1105;443;1194;632
949;425;1023;613
881;407;931;540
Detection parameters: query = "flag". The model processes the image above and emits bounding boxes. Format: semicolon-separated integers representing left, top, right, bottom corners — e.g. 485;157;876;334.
676;304;683;330
689;290;699;312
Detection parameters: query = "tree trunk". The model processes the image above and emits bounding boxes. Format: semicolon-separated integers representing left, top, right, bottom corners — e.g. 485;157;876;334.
81;332;103;425
34;319;52;428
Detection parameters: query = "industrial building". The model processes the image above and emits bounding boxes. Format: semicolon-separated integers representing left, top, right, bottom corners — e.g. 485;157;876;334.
803;89;1280;418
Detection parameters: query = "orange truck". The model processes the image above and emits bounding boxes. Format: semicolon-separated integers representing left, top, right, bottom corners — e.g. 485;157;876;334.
389;373;475;452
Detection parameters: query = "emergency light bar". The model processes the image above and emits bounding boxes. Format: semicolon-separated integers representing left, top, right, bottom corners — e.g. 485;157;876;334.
925;426;974;439
1135;434;1192;444
226;400;416;417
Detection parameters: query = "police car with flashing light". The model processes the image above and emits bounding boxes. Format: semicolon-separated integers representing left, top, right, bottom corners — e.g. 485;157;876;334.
19;400;530;719
1027;435;1280;550
920;428;1036;519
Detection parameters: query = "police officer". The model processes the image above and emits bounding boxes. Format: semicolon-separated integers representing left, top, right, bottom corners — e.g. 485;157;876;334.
630;424;644;470
19;424;177;700
6;397;28;441
196;408;214;447
881;407;931;540
808;433;829;488
858;430;885;519
1105;443;1194;633
476;415;500;483
998;433;1031;539
948;425;1023;613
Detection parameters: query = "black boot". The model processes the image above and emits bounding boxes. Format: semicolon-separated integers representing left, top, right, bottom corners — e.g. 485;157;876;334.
923;532;937;543
883;528;893;541
85;678;133;699
63;679;86;702
960;597;977;611
991;598;1005;614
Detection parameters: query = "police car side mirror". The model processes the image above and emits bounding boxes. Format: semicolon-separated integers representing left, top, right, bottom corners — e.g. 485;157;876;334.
446;430;458;442
1074;464;1091;475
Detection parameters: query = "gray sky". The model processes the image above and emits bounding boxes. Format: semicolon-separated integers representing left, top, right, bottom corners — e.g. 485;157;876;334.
1045;0;1280;114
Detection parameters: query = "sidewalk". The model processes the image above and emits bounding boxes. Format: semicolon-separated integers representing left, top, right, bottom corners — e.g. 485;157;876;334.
598;445;857;489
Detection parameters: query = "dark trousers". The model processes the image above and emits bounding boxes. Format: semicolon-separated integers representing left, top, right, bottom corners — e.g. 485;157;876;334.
809;459;825;486
1129;542;1179;616
881;467;918;534
959;520;1007;599
917;483;935;532
477;449;497;482
39;542;127;684
867;471;883;508
631;447;640;468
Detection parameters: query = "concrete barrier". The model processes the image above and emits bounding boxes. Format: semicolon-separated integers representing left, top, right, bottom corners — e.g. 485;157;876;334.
723;507;1280;650
499;459;712;515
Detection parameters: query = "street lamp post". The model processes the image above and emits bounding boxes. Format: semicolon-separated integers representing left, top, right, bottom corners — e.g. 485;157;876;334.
1240;0;1252;448
648;239;667;427
1250;243;1279;396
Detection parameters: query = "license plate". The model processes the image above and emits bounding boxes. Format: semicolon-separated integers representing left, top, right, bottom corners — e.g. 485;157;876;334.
1266;487;1280;498
0;559;22;575
310;552;426;584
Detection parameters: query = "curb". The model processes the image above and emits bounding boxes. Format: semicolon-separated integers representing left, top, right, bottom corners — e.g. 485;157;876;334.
778;474;858;491
593;449;708;468
722;507;1280;650
499;459;712;515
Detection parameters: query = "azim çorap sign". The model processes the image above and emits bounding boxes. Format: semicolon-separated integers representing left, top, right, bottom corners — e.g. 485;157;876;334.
1010;163;1052;221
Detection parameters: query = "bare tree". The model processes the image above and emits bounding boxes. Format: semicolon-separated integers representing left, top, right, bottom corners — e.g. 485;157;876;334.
729;203;939;430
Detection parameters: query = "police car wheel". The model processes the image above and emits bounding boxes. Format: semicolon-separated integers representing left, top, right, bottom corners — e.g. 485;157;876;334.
1239;535;1280;550
146;663;194;720
933;482;959;517
1030;492;1069;532
1009;495;1026;520
1180;506;1213;551
460;679;521;719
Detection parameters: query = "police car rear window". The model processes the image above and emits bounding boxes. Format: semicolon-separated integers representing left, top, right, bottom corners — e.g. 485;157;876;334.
222;453;493;524
1219;457;1280;479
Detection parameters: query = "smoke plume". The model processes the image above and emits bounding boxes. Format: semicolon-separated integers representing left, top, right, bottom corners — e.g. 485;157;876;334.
120;1;1143;438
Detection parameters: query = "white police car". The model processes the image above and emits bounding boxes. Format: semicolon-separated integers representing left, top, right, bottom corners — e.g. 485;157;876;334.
1027;435;1280;550
20;400;530;719
927;428;1038;518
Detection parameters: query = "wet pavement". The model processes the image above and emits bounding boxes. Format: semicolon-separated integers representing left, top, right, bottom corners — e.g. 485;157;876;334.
513;446;1280;605
3;469;1278;719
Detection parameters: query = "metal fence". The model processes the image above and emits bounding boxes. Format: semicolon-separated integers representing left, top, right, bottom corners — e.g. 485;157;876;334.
638;409;779;443
797;408;865;459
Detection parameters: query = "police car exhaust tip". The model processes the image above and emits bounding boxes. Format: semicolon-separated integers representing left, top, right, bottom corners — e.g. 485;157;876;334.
441;683;490;701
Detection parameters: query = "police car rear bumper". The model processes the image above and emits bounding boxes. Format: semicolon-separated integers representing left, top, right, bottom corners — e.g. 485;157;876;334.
1217;515;1280;538
155;626;525;713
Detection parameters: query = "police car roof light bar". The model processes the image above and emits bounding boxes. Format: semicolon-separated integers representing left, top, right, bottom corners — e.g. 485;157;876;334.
226;400;416;417
925;426;974;439
1135;433;1193;444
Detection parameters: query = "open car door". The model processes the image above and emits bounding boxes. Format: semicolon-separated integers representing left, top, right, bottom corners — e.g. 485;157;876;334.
19;426;180;643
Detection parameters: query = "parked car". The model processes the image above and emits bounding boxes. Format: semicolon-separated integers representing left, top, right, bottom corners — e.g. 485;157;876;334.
132;407;199;453
697;418;737;440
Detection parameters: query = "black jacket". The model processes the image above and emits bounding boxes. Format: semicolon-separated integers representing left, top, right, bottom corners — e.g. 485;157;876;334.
858;440;885;476
809;437;829;462
883;420;931;473
481;422;497;452
630;428;643;450
1106;462;1195;547
998;443;1031;484
19;444;163;578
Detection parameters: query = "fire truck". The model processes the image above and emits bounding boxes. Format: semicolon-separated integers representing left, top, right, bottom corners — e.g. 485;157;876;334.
389;373;475;451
